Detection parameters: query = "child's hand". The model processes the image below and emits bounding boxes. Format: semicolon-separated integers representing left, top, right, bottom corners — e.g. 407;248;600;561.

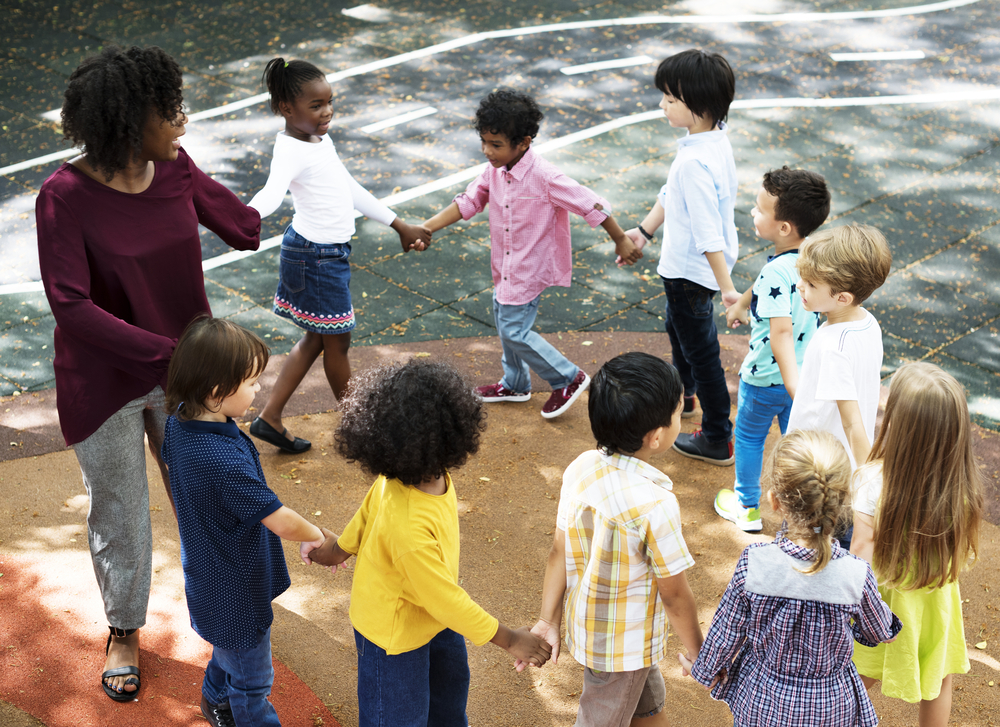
726;301;749;329
614;234;643;268
514;618;561;672
494;625;551;669
618;229;648;266
720;288;741;309
307;527;353;573
299;529;326;566
678;651;695;676
393;219;431;252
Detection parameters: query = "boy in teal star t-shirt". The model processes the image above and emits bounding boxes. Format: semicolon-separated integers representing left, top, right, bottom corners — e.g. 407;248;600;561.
716;167;831;531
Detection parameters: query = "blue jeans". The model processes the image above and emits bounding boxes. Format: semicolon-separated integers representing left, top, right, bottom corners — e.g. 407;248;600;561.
493;294;578;391
734;379;792;508
662;278;732;443
355;628;470;727
202;628;279;726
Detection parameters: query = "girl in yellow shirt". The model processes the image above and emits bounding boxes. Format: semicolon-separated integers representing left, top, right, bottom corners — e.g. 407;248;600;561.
309;359;550;726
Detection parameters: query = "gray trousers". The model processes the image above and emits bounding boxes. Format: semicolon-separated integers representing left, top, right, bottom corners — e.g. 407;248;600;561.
72;386;170;630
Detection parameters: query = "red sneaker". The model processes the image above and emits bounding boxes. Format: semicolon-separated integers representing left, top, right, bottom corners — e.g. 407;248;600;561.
476;383;531;402
541;370;590;419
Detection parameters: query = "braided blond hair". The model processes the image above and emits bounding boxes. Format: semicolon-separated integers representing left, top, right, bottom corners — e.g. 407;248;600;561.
767;430;852;574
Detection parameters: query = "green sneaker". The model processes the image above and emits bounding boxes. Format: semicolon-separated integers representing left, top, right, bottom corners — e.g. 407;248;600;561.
714;489;762;532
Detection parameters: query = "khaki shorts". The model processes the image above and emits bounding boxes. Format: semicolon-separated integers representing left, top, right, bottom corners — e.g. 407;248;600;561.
575;665;666;727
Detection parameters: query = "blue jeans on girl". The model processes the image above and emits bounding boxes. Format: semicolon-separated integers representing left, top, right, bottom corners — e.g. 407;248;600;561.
355;628;471;727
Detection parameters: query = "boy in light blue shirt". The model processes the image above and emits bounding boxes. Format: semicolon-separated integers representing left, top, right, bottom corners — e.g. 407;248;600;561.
715;167;831;531
627;49;740;466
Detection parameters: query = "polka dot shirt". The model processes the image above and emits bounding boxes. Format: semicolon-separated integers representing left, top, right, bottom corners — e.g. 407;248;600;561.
162;413;290;650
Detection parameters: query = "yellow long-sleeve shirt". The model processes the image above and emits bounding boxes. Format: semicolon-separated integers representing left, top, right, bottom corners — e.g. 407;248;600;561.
339;473;499;654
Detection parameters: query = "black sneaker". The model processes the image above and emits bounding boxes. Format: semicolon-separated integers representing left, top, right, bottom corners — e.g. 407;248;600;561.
201;696;236;727
672;429;734;466
681;395;697;419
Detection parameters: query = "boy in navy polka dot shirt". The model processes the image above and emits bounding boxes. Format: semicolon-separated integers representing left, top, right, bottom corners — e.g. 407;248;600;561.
162;317;327;727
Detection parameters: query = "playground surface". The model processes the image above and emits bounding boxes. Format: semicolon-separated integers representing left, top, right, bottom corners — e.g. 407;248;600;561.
2;0;1000;724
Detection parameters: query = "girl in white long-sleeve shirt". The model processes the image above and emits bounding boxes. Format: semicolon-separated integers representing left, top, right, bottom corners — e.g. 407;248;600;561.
247;57;429;453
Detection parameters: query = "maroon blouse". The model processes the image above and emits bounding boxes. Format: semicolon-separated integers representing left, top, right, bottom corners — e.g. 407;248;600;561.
36;148;261;445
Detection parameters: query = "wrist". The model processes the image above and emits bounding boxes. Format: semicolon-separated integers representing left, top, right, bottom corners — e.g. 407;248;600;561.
637;224;654;241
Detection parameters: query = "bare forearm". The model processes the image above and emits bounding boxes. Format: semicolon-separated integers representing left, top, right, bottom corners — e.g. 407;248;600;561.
424;202;463;232
658;577;704;658
640;201;666;235
769;322;798;398
704;250;736;296
538;544;568;625
600;214;626;241
262;506;323;542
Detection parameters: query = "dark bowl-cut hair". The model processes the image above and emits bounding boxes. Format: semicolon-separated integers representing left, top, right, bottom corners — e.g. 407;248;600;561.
261;57;327;115
61;46;185;181
654;49;735;126
474;88;544;147
165;316;270;421
335;359;487;485
762;166;831;239
589;352;683;455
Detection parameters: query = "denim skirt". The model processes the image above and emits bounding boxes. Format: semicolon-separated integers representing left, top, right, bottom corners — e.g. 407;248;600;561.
273;225;355;334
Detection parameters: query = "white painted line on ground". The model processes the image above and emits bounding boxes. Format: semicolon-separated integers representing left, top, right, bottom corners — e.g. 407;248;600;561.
6;84;999;296
560;55;654;75
3;0;981;177
830;50;927;61
360;107;438;134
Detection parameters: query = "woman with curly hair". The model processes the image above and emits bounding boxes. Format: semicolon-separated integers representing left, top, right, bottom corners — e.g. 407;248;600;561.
35;45;261;703
307;359;551;726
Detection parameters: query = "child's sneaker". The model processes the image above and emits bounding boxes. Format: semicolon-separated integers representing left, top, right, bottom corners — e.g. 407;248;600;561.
541;370;590;419
476;383;531;402
714;489;762;532
672;429;734;466
682;395;697;419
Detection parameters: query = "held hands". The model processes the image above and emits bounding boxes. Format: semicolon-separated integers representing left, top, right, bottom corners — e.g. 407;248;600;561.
726;300;750;329
504;627;552;670
299;527;327;567
614;233;643;268
393;219;432;252
306;527;353;574
678;652;725;690
720;288;741;309
514;618;561;672
618;228;648;267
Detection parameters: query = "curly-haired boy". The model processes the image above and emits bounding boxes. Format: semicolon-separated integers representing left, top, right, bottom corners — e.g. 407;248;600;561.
424;88;640;419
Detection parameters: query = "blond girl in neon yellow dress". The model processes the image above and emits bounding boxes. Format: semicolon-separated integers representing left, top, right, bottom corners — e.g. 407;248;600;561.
850;362;984;727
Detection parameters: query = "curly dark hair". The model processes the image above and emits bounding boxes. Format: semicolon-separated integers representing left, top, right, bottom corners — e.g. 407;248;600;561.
261;57;326;115
335;359;487;485
61;46;184;181
474;88;543;146
762;166;831;239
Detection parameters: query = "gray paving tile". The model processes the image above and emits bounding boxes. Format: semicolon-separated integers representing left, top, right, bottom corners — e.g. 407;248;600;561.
581;304;665;334
881;333;933;380
205;251;282;310
0;293;50;334
0;180;41;287
939;322;1000;376
225;306;310;356
573;242;663;306
869;272;1000;352
883;165;1000;241
350;268;440;338
0;316;56;396
841;201;957;270
367;232;493;305
359;306;493;347
909;225;1000;306
450;282;625;334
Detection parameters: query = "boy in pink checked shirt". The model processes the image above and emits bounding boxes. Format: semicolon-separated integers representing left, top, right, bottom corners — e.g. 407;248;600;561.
424;88;641;419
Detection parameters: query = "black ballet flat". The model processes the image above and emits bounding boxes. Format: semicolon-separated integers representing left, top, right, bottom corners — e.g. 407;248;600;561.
249;417;311;453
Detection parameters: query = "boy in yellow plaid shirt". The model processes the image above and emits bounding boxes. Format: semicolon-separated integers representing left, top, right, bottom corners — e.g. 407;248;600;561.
519;352;704;726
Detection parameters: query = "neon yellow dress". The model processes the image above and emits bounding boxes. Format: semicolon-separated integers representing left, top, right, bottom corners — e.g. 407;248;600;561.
851;465;970;703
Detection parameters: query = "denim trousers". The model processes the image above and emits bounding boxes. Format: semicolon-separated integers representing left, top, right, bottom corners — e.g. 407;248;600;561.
734;379;792;508
493;294;578;391
661;278;732;443
355;628;471;727
73;385;169;630
202;628;280;726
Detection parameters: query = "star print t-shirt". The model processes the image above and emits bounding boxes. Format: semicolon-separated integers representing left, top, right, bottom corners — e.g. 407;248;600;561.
739;250;821;387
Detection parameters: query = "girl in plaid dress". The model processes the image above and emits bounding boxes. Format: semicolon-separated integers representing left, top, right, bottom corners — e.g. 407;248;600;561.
851;363;984;726
687;430;901;727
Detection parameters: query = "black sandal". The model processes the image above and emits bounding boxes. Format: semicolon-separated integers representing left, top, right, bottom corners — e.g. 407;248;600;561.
101;626;141;702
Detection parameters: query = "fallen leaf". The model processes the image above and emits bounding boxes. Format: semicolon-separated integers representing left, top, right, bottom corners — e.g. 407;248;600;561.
976;641;988;650
480;477;490;481
582;341;593;346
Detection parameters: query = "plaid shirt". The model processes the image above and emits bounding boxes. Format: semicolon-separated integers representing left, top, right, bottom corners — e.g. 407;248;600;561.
557;450;695;671
454;147;610;306
691;537;902;727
